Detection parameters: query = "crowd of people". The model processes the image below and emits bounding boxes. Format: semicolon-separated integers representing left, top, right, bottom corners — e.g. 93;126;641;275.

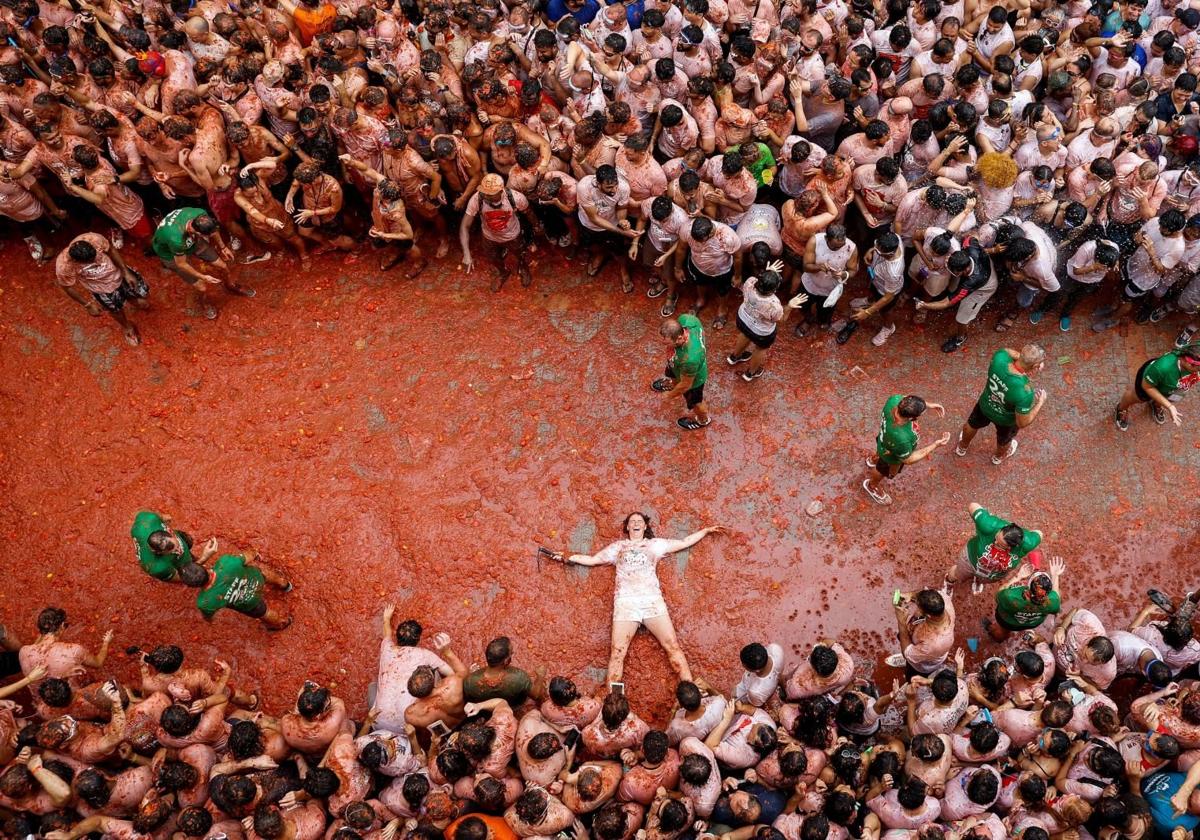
6;0;1200;365
5;534;1200;840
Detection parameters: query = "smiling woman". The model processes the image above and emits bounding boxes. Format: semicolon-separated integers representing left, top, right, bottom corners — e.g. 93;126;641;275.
552;514;726;684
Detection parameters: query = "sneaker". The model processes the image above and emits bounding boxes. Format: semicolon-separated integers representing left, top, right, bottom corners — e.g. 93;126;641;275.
230;236;243;252
871;324;896;346
1094;303;1118;319
24;235;44;262
1150;305;1172;324
849;296;869;310
884;653;907;668
955;429;968;457
1152;403;1167;424
1029;310;1044;325
794;322;809;337
727;351;752;365
242;251;272;264
741;367;765;381
111;227;124;250
1176;326;1198;348
830;318;848;333
941;334;966;353
1060;316;1071;332
862;478;893;506
1135;306;1153;325
991;438;1018;465
1092;317;1119;332
836;321;858;344
1114;407;1130;432
651;377;674;392
866;456;878;469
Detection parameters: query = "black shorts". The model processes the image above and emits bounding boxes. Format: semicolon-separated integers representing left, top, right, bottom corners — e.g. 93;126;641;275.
875;458;904;478
371;237;414;251
736;313;776;348
1121;282;1148;303
993;609;1027;632
967;402;1018;447
232;599;268;618
664;363;705;409
0;650;19;679
93;270;149;313
685;257;733;296
1134;358;1155;402
782;245;805;271
579;225;627;252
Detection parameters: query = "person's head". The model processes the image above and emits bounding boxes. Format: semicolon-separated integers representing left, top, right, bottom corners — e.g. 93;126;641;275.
484;636;512;667
968;721;1001;754
660;799;689;832
641;729;669;765
865;120;889;146
931;669;959;702
401;772;430;807
911;732;945;763
298;683;330;719
515;788;549;825
602;691;630;729
979;657;1010;697
178;806;214;837
408;665;437;699
548;676;578;707
913;586;943;615
1161;208;1188;236
825;224;847;251
809;644;838;677
304;766;340;799
748;722;777;757
898;778;928;810
74;768;110;808
728;790;763;824
676;680;703;711
1087;745;1124;780
472;776;506;813
1083;635;1115;665
37;606;67;634
836;692;866;726
133;797;174;834
527;730;562;761
160;704;200;737
1014;649;1045;680
67;240;98;265
454;816;490;840
255;805;286;839
680;752;712;785
966;768;999;805
158;758;200;793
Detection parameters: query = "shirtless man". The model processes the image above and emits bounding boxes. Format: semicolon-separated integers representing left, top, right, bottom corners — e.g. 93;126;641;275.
286;160;357;252
382;130;451;257
233;170;309;267
341;155;426;275
405;643;470;732
19;607;112;684
431;133;484;212
281;682;351;755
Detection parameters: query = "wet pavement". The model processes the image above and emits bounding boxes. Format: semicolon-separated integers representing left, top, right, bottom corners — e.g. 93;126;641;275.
2;234;1197;720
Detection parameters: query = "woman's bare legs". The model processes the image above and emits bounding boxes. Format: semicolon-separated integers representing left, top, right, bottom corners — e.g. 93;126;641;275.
607;620;641;683
643;613;692;682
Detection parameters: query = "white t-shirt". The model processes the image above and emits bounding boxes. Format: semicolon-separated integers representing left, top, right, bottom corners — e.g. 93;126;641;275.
736;204;783;254
1018;221;1061;292
639;197;689;252
737;276;785;335
1066;239;1115;284
734;642;784;706
576;174;631;231
1128;218;1184;291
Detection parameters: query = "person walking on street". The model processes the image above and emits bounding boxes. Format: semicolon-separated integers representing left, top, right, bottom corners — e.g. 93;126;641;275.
956;344;1047;465
863;395;953;506
653;315;710;431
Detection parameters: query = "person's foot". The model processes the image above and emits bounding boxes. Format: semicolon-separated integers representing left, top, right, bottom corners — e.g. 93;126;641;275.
677;416;711;430
267;615;293;632
243;251;272;265
941;334;966;353
621;277;634;293
866;456;878;469
836;320;858;344
556;235;573;248
230;235;243;252
24;235;44;262
1091;317;1119;332
713;314;728;330
586;254;604;276
991;438;1018;465
660;294;678;318
727;351;753;365
203;303;219;320
1135;306;1154;325
829;318;847;333
124;327;141;347
741;367;764;381
1150;305;1172;324
226;284;256;297
490;273;506;292
862;479;892;506
970;577;986;595
1115;406;1130;432
1176;326;1198;348
1094;303;1118;318
871;324;896;346
793;321;809;337
647;282;667;299
955;429;968;457
1029;310;1044;325
651;377;675;392
1148;589;1176;613
1152;402;1168;424
1060;315;1071;332
520;268;533;288
111;227;124;250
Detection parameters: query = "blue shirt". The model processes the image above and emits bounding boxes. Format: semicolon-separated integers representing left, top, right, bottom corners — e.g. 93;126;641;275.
1144;771;1200;839
546;0;601;23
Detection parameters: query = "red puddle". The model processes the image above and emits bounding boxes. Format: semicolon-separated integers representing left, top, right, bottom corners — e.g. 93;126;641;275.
2;233;1197;722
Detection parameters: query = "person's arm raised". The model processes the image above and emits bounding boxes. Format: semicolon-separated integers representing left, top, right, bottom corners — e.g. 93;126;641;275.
658;526;728;555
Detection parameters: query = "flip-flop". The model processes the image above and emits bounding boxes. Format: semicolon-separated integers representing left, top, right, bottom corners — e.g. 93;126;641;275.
677;417;711;431
651;377;675;392
971;578;986;595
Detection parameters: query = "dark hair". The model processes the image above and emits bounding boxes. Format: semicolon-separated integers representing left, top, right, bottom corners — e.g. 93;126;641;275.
1086;636;1115;663
836;692;866;727
931;670;959;702
436;747;471;781
408;665;436;698
455;816;489;840
968;722;1000;754
193;214;218;235
1014;650;1044;678
395;619;422;647
298;686;330;719
145;644;184;673
800;815;830;840
602;692;631;729
304;766;341;798
402;772;430;805
966;769;998;805
38;678;72;708
158;759;200;792
913;587;943;613
485;636;512;666
160;704;199;736
810;645;838;677
178;806;214;837
681;752;713;785
74;768;111;808
1042;701;1073;729
898;778;928;810
595;164;619;185
644;730;669;764
676;681;702;711
548;676;578;706
37;607;67;634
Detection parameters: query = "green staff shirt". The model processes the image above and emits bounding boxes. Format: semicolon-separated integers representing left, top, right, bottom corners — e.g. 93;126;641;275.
196;554;266;617
152;207;207;261
672;313;708;387
131;510;194;581
875;394;918;465
995;584;1061;629
977;349;1036;426
1142;352;1200;398
966;507;1041;579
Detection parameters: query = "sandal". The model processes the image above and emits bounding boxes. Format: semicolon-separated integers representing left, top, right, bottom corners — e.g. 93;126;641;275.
647;282;667;299
586;256;604;277
660;294;678;317
970;578;986;596
677;416;711;431
651;377;675;392
713;315;727;330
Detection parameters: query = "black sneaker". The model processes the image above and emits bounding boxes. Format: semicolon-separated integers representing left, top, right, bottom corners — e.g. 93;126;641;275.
726;351;752;366
836;321;858;345
741;367;765;381
1148;589;1176;613
941;334;966;353
1152;403;1167;424
651;377;674;392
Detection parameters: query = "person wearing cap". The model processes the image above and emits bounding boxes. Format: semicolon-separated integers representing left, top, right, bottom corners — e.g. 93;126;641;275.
983;556;1065;642
1113;345;1200;431
459;173;540;291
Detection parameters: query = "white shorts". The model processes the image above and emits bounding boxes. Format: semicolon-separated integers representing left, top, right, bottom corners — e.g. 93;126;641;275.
956;284;997;325
613;592;670;623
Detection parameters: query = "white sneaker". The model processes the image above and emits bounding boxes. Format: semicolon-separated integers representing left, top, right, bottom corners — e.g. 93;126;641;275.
992;438;1018;465
884;653;906;668
24;235;44;262
230;236;243;252
871;324;896;346
955;429;968;457
111;227;124;250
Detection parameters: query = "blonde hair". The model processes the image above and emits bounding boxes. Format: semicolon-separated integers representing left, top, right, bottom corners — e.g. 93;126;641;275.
976;152;1019;189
